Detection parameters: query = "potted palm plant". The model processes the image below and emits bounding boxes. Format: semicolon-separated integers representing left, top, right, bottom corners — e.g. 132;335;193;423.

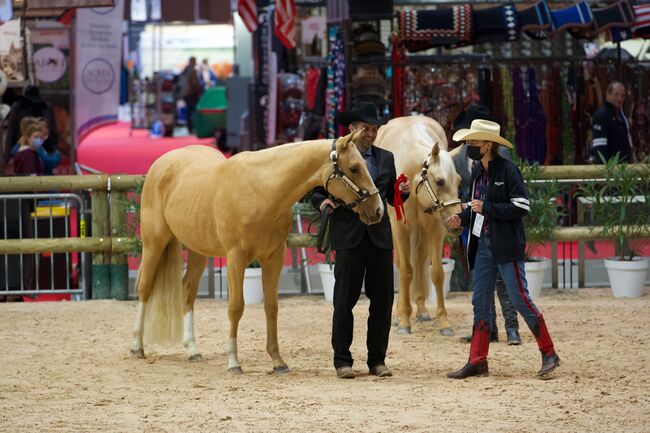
578;154;649;298
518;159;561;299
243;259;264;304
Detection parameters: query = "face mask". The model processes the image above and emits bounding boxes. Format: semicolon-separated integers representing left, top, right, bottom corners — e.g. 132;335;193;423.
467;145;484;161
32;138;44;149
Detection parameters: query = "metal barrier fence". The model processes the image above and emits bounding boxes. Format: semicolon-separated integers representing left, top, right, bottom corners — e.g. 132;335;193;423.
0;167;648;300
0;193;87;297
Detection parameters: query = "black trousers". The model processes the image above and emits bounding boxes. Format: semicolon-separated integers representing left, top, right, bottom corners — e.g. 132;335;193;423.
332;234;394;369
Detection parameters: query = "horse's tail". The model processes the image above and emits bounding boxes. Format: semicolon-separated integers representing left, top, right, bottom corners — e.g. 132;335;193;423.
410;226;431;300
143;238;184;345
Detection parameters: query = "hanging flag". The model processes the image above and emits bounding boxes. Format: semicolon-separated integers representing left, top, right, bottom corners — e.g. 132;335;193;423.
0;0;12;24
238;0;258;33
150;0;162;21
275;0;297;49
131;0;147;22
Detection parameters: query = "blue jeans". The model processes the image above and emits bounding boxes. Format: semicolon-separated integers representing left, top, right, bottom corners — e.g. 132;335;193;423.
472;234;541;330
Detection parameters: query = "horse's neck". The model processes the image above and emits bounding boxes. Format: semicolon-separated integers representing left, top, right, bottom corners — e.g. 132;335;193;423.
243;140;330;209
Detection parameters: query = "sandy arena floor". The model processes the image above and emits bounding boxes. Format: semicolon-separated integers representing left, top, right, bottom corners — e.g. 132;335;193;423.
1;288;649;433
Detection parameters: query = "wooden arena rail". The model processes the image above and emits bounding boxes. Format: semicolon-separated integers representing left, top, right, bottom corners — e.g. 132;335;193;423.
0;166;649;297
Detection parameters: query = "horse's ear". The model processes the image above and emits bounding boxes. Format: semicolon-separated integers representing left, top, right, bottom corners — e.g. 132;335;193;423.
339;128;364;151
431;141;441;162
448;144;462;161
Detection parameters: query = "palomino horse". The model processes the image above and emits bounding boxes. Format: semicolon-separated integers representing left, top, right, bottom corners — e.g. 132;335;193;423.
130;130;384;374
375;116;462;335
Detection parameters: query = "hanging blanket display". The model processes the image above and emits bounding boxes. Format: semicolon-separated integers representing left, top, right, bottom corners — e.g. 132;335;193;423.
397;6;473;52
611;3;650;41
570;0;635;40
391;35;406;118
472;3;520;44
326;26;345;138
526;68;547;164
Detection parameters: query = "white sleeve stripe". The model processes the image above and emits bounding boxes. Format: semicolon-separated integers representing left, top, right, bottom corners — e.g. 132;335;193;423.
511;197;530;205
592;138;607;147
512;201;530;211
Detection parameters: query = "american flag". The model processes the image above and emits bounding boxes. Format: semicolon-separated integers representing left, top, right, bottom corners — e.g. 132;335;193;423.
238;0;258;33
274;0;297;49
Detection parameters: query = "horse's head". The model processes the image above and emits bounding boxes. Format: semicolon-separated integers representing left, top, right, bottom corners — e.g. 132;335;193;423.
323;129;384;225
415;141;462;230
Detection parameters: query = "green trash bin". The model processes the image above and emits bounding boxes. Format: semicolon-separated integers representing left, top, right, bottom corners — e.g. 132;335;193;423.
192;86;227;138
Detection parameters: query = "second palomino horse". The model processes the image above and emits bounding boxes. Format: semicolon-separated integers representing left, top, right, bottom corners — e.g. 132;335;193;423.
375;116;462;335
131;130;384;373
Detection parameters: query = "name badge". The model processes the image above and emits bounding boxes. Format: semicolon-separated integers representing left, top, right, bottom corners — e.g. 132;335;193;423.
472;213;485;238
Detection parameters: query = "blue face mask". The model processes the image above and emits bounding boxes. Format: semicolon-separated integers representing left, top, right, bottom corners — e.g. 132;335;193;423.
32;138;44;149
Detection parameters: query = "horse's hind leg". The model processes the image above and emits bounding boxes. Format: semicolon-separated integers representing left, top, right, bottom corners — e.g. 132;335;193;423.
182;249;208;362
260;244;289;373
131;234;171;358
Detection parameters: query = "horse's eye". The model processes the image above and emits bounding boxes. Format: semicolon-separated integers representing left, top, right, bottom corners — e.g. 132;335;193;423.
350;166;359;174
436;179;445;187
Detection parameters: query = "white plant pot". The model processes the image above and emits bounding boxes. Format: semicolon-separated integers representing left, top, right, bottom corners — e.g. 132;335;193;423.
525;258;550;300
318;263;335;303
604;257;648;298
243;267;264;304
428;258;455;304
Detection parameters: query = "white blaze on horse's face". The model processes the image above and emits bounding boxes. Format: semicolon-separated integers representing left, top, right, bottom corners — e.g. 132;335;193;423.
328;129;384;225
417;142;462;219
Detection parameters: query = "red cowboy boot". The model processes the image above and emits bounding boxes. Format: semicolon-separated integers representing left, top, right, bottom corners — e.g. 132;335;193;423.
447;320;490;379
530;315;560;377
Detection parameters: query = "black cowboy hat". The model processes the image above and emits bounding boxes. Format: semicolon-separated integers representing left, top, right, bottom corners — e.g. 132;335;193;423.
337;102;387;127
452;104;494;132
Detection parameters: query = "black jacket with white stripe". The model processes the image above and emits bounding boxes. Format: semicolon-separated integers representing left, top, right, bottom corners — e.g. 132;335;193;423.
459;155;530;270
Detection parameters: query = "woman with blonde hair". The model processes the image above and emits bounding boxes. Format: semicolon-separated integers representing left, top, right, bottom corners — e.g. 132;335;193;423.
13;119;44;175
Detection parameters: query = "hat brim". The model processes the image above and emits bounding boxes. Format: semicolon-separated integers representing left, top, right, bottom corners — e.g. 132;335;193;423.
453;130;513;149
336;110;387;127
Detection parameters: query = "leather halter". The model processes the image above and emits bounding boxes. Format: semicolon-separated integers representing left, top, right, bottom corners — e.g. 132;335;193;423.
325;140;379;208
415;153;462;229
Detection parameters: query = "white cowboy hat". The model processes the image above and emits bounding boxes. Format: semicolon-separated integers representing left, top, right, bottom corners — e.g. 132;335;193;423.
452;119;514;149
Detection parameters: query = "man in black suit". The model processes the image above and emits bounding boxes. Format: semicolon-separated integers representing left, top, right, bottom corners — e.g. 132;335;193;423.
311;102;411;379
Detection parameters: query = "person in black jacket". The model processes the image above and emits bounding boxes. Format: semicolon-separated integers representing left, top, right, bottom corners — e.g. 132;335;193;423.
452;105;521;346
2;86;58;165
590;81;632;162
445;119;560;379
310;102;410;379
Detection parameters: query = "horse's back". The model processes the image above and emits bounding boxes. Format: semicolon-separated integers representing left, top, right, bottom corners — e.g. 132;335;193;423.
148;145;226;177
377;115;447;154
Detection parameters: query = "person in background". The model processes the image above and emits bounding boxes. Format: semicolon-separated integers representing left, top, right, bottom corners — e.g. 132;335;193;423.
13;119;44;176
445;119;560;379
452;105;521;346
2;85;58;166
590;81;632;163
200;59;219;89
310;102;411;379
10;117;60;175
180;57;203;134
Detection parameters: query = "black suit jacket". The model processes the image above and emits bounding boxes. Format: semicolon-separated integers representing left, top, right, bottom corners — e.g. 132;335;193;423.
311;145;407;250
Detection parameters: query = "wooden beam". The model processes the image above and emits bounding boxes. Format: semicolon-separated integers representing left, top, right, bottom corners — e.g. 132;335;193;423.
27;0;114;9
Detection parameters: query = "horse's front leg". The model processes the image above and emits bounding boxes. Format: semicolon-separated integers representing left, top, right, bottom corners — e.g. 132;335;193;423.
393;224;414;334
225;252;247;374
430;231;454;336
182;250;208;362
260;244;289;373
413;229;433;322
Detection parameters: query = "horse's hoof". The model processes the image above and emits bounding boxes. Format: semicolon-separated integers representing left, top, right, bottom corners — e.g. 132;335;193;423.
130;349;145;359
396;326;412;335
439;327;455;337
273;365;290;374
188;354;204;363
228;366;244;375
415;313;432;322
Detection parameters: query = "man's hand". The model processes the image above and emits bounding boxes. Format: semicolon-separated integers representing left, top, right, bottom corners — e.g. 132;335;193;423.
398;173;411;193
446;214;461;229
470;199;483;214
320;199;338;212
